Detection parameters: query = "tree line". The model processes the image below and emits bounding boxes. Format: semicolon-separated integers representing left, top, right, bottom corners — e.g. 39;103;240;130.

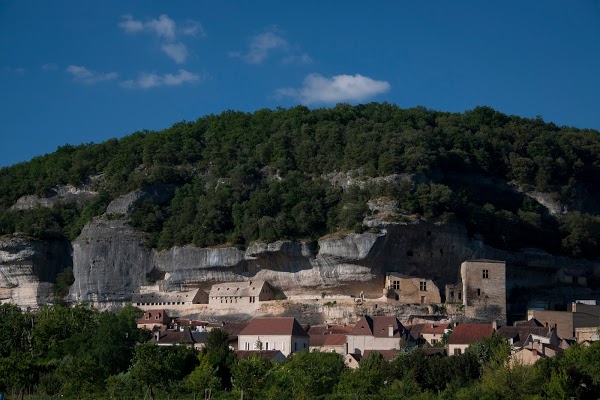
1;303;600;399
1;104;599;258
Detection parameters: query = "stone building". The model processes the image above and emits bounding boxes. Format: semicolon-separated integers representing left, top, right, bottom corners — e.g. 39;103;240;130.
460;259;506;324
238;317;309;357
133;288;208;309
208;280;276;306
346;315;411;355
384;273;441;304
447;322;496;355
136;309;171;331
527;302;600;340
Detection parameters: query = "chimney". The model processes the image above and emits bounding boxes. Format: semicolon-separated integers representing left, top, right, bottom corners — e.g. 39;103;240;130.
492;321;497;331
155;331;160;342
389;325;394;337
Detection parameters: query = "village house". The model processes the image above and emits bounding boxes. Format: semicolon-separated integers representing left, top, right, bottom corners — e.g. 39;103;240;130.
408;322;450;347
527;301;600;340
308;324;352;354
346;315;411;355
384;273;441;304
510;348;545;366
208;280;276;307
496;318;560;349
447;322;496;355
152;329;208;350
133;288;208;309
237;317;309;357
344;353;362;369
136;309;171;331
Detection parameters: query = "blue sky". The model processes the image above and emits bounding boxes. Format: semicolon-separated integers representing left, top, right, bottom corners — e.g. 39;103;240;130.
1;1;600;168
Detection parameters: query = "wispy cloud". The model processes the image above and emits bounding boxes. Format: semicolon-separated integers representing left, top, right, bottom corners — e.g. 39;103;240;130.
231;28;311;65
3;66;25;75
276;73;391;104
66;65;118;84
121;69;203;89
118;14;205;64
161;42;188;64
41;63;59;71
181;20;207;38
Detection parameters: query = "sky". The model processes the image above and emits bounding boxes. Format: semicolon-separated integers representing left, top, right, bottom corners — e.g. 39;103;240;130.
1;1;600;168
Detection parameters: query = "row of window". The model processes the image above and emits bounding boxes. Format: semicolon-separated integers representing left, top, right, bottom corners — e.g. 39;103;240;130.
390;280;428;291
136;302;185;306
243;341;307;351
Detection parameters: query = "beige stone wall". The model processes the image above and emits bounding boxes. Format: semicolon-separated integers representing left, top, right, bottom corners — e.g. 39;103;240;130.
309;344;345;354
576;327;600;342
510;349;542;366
346;335;404;355
461;260;506;323
385;274;441;304
238;334;309;357
528;310;574;339
448;344;469;355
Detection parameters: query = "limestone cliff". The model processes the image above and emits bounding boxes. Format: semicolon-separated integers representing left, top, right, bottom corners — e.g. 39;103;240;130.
67;215;600;310
0;236;71;308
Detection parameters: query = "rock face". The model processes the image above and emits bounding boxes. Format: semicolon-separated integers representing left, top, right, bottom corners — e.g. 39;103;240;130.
0;236;71;308
67;215;600;310
11;183;97;210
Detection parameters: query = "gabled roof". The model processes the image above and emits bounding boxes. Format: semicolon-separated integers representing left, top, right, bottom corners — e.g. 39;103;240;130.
308;324;352;335
239;317;309;337
349;315;406;338
309;333;346;347
409;323;449;338
136;309;170;326
155;329;195;345
496;325;554;345
209;280;270;297
421;348;446;357
448;323;495;345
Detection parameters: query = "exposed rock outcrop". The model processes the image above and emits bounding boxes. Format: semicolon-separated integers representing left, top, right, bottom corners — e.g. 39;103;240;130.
0;236;71;308
11;183;97;210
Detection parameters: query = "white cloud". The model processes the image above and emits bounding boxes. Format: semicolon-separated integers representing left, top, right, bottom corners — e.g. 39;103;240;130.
66;65;118;84
41;63;59;71
3;66;25;75
121;69;203;89
181;20;206;38
161;42;188;64
231;31;288;64
146;14;176;40
276;73;391;104
119;14;176;40
118;14;144;33
282;53;313;65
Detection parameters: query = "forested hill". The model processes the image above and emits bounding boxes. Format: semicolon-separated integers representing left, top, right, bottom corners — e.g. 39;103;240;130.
1;103;600;259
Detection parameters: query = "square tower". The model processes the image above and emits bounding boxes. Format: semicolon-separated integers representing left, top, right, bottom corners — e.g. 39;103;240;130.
461;260;506;323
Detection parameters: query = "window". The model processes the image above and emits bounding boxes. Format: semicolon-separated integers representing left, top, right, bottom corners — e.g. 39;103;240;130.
431;339;438;344
420;281;427;291
458;291;462;300
265;342;269;350
294;342;298;351
392;280;400;290
245;342;250;350
450;291;454;299
483;270;489;279
476;288;481;296
454;348;462;355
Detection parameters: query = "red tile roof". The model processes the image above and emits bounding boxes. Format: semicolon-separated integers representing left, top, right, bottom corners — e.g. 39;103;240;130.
448;323;495;345
409;323;449;338
308;324;353;335
239;317;309;337
136;309;171;326
349;316;406;338
309;333;346;347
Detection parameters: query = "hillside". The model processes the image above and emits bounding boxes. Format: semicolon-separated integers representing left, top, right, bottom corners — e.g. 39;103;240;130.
1;103;600;259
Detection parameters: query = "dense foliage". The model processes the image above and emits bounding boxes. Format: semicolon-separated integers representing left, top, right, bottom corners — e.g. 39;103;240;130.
1;104;600;258
2;303;600;399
